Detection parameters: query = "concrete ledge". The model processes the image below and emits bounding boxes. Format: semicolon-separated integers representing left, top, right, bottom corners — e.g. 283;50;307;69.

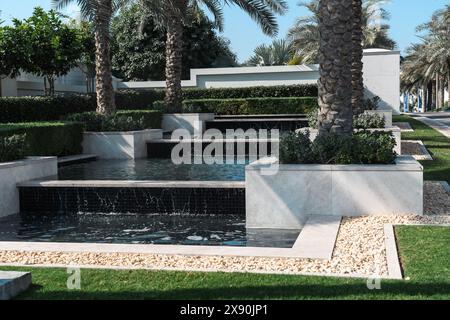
0;271;32;300
162;113;215;137
384;224;403;280
82;129;163;159
292;215;341;260
17;180;245;189
0;157;57;218
246;156;423;228
365;110;393;127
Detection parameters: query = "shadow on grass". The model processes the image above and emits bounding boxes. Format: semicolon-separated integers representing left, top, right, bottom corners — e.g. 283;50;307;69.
17;282;450;300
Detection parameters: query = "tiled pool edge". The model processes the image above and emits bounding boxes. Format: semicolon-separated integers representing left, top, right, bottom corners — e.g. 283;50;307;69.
0;215;340;260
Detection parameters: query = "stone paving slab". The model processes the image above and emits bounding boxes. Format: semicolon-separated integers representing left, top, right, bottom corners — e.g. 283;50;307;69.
293;215;342;260
0;271;31;300
393;122;414;132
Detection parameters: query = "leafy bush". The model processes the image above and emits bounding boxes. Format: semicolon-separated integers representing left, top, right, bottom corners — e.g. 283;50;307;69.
280;131;396;165
154;97;318;115
363;96;381;110
0;134;26;162
0;122;84;158
66;110;162;132
353;113;385;129
0;84;318;123
181;84;318;100
307;111;385;129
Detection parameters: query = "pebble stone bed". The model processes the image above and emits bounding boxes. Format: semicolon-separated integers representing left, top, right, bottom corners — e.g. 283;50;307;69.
401;140;432;160
0;182;449;278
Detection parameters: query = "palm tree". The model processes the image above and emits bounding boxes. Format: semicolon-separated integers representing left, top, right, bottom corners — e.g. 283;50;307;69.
288;0;395;64
246;39;292;66
138;0;288;112
52;0;124;115
352;0;364;115
402;5;450;110
317;0;354;136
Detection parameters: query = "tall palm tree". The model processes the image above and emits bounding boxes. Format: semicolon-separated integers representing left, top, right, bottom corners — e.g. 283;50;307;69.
352;0;364;115
138;0;287;112
317;0;354;136
288;0;395;64
246;39;292;66
402;5;450;110
53;0;124;115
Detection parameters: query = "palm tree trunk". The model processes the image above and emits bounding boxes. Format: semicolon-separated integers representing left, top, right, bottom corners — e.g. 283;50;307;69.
351;0;364;115
447;59;450;106
164;2;186;113
318;0;354;136
432;79;437;109
94;0;115;116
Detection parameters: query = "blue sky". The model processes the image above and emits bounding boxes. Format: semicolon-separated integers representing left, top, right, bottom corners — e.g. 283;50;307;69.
1;0;449;63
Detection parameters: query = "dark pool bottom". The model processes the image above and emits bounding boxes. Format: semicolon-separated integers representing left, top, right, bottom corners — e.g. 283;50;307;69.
0;213;299;248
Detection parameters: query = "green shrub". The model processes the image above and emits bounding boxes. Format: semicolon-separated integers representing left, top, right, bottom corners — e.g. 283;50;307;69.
353;113;385;129
115;90;165;109
66;110;162;132
154;97;318;115
362;96;381;110
0;122;84;158
181;84;318;100
280;131;396;165
0;134;26;162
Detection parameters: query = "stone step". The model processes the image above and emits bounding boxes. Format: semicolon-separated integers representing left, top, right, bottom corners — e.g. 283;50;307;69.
0;271;32;300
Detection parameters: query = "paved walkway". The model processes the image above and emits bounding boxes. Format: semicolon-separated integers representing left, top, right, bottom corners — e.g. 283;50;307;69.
413;115;450;139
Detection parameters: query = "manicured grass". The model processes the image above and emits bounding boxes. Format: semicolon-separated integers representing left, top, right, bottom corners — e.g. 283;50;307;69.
394;115;450;182
1;226;449;300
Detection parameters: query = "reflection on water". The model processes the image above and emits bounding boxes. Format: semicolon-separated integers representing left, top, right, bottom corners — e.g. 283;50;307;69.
0;213;299;248
58;158;247;181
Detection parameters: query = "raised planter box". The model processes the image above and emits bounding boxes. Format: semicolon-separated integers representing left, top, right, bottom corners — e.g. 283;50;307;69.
297;126;402;155
0;156;57;218
246;156;423;229
365;109;393;127
162;113;215;138
82;129;163;159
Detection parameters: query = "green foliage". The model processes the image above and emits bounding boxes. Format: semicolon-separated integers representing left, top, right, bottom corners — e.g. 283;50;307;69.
66;110;162;132
3;7;85;95
111;5;237;81
307;109;318;128
181;84;318;100
155;97;318;115
0;95;97;123
0;134;26;162
0;122;83;158
280;131;396;164
246;39;293;66
353;113;385;129
363;96;381;110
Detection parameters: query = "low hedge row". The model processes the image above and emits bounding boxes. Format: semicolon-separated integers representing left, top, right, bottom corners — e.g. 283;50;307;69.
66;110;162;132
153;97;318;115
0;122;84;161
0;84;318;123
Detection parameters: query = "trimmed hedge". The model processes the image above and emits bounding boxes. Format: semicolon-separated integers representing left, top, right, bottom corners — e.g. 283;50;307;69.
280;130;397;165
181;84;318;100
66;110;162;132
154;97;318;115
0;122;84;159
0;85;318;123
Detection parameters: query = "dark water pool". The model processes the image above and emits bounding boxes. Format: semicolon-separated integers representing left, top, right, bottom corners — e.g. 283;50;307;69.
58;159;246;181
0;213;299;248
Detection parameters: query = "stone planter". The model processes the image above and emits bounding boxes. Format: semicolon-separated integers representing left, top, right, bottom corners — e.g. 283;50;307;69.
297;126;402;155
162;113;215;138
83;129;163;159
246;156;423;229
365;109;393;127
0;156;57;218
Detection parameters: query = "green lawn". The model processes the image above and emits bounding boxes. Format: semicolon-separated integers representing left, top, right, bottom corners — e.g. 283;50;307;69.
394;115;450;183
0;226;449;300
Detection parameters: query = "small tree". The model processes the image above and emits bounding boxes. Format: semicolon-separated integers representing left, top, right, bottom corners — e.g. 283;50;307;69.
13;7;85;95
